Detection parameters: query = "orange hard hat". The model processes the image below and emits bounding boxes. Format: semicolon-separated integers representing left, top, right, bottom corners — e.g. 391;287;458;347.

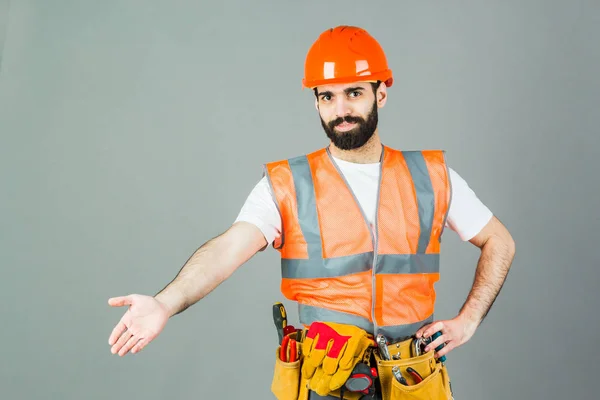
302;26;393;89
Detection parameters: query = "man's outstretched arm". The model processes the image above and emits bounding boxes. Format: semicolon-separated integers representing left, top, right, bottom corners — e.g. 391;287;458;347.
155;221;268;317
108;221;268;356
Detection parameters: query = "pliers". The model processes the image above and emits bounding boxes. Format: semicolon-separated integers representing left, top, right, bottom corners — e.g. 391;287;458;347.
406;367;423;383
280;335;299;362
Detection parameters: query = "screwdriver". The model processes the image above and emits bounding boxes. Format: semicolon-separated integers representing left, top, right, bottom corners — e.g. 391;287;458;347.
272;302;287;345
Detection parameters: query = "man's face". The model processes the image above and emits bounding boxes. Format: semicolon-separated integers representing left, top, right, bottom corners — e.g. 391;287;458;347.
315;82;382;150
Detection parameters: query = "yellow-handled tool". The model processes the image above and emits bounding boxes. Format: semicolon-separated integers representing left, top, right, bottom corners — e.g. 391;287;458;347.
272;302;287;345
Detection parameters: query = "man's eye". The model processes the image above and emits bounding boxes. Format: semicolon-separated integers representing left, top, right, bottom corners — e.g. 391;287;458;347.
350;91;361;97
322;95;331;101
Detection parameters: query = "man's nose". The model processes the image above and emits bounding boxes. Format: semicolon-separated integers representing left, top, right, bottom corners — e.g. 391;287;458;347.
335;98;352;118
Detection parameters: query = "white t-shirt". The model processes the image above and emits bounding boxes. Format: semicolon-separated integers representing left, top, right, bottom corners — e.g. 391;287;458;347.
235;156;493;246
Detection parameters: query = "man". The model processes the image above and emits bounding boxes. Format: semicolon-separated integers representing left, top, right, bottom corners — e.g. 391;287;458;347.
108;26;515;399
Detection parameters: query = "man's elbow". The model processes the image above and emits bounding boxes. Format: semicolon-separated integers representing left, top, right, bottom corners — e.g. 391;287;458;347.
216;222;267;276
505;233;516;259
495;227;516;264
481;220;516;260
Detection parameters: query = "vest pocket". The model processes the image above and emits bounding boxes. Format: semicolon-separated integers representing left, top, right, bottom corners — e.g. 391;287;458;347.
271;346;302;400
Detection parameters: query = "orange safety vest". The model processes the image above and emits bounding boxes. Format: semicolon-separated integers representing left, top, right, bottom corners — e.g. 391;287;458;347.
263;145;451;342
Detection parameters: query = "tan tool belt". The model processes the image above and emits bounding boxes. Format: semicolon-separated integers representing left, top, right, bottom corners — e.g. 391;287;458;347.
372;336;454;400
271;330;454;400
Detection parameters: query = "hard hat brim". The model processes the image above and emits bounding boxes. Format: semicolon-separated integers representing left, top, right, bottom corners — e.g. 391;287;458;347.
302;70;393;90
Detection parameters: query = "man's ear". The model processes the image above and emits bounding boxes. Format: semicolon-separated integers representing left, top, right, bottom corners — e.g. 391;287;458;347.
315;98;319;111
377;83;388;107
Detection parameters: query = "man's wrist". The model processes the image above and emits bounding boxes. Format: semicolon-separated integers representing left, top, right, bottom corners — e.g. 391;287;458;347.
457;308;482;328
155;291;182;318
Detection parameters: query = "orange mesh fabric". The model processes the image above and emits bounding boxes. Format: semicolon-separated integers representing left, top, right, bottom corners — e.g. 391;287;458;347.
377;147;420;255
308;149;373;259
266;160;308;259
281;270;373;322
422;151;450;254
269;145;449;335
375;273;439;326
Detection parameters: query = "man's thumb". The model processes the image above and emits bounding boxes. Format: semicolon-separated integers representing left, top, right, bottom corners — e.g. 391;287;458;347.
108;295;134;307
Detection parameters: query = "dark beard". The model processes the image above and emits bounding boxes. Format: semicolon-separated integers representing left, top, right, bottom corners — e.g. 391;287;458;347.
320;101;378;150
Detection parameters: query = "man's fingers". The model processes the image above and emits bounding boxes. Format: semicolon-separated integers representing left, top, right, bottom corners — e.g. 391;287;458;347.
423;321;445;338
111;329;133;354
108;295;133;307
415;323;433;338
118;335;140;357
435;340;456;358
131;337;150;354
425;333;447;352
108;321;127;346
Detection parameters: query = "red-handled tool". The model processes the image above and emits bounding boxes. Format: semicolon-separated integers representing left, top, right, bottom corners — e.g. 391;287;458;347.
280;335;290;361
406;367;423;383
283;325;296;336
280;336;299;363
289;339;297;362
392;366;408;386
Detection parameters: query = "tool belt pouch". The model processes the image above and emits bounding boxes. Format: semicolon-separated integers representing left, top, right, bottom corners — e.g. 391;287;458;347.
374;338;453;400
271;331;304;400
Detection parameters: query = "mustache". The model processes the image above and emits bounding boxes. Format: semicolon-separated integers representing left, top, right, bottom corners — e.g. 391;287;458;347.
331;116;364;126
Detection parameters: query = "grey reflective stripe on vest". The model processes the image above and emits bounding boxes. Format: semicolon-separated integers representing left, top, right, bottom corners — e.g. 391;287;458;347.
299;304;374;334
283;253;438;278
288;155;322;260
376;254;440;274
299;304;434;340
439;152;452;241
282;252;373;279
377;314;434;343
402;151;435;254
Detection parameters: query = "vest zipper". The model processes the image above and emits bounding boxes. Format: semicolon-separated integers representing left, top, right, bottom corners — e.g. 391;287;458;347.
371;149;384;337
326;146;385;336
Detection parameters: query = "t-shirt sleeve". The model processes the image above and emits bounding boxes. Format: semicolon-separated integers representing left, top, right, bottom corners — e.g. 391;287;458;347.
234;175;282;248
445;167;494;241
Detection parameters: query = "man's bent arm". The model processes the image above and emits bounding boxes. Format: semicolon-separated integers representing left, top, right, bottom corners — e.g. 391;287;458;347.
458;216;516;327
154;221;267;317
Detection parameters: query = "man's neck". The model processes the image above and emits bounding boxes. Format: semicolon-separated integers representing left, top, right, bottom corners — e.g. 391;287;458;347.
328;131;383;164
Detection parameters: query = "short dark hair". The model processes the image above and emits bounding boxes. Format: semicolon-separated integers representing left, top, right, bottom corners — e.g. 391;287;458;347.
313;81;381;98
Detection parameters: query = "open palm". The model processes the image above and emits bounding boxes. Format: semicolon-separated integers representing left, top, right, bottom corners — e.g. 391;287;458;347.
108;294;170;356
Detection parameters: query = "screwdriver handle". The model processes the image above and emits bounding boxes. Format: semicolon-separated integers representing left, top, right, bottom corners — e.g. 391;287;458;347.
273;302;287;345
431;331;446;363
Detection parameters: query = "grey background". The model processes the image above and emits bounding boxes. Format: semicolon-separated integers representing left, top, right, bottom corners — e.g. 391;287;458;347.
1;1;598;399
